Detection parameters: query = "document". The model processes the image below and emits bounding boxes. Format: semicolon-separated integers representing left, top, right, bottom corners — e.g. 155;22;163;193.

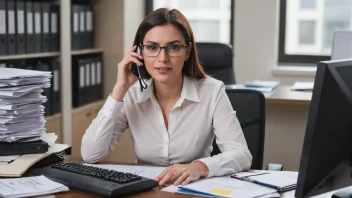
84;164;166;180
177;177;277;198
291;82;314;91
232;170;298;192
0;175;68;198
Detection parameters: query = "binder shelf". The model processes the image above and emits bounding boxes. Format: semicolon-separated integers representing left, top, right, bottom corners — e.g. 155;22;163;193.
0;52;60;61
71;48;104;55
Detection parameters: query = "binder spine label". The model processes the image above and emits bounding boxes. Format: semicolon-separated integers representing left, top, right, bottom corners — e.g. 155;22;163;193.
80;66;84;88
17;10;24;34
79;12;84;32
54;70;59;91
0;11;5;34
91;63;96;85
73;13;78;33
97;62;101;84
27;12;33;34
35;13;41;33
86;11;92;31
51;13;57;33
85;63;90;87
8;11;15;34
43;13;49;33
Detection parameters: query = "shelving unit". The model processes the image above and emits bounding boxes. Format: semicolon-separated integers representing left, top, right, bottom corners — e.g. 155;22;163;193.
0;52;60;61
71;48;104;55
1;0;135;163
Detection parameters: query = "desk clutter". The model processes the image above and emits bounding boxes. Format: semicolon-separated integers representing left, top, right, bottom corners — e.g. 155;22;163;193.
162;170;298;198
0;68;70;178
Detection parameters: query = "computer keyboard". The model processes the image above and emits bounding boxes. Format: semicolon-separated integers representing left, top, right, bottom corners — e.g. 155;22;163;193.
32;162;158;197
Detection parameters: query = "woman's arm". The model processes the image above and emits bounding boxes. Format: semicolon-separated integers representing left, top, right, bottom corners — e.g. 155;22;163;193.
196;84;253;177
81;96;128;163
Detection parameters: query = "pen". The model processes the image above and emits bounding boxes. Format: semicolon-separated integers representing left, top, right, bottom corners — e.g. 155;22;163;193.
231;175;281;191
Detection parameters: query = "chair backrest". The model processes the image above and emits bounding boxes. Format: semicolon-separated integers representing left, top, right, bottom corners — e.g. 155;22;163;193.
211;89;266;170
196;42;235;84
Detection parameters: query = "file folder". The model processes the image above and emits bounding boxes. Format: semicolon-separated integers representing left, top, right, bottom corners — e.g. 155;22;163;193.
15;0;25;54
96;56;103;101
6;0;15;54
0;140;49;156
72;58;86;107
92;56;103;102
51;59;60;114
0;0;6;55
33;1;41;53
71;4;79;50
49;3;59;52
41;2;50;52
79;5;86;49
25;0;34;53
86;5;94;48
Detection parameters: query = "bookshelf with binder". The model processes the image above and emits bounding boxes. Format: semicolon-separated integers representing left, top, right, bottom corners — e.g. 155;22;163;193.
0;0;127;158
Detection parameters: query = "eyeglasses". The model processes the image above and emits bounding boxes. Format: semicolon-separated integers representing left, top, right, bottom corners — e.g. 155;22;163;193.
141;44;187;57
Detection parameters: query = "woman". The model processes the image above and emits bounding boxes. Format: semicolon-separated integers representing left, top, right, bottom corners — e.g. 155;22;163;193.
81;8;252;186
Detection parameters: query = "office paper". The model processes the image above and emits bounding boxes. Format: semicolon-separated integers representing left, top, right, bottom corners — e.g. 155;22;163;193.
0;175;68;197
177;177;276;198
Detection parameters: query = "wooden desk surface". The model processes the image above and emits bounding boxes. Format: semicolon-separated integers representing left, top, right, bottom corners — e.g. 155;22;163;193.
265;85;312;106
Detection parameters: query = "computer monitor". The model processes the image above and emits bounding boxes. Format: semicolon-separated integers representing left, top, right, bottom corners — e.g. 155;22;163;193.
295;59;352;198
331;31;352;60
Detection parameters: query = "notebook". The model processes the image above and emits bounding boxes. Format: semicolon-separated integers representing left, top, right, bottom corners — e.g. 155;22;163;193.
0;143;70;177
231;170;298;192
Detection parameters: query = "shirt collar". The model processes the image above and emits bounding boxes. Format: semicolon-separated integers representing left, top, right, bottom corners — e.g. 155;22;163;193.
134;75;201;103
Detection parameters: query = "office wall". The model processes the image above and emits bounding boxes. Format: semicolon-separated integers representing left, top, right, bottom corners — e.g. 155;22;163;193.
234;0;315;84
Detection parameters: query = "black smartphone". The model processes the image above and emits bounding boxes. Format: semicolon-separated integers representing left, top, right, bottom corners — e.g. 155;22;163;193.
131;46;145;77
131;46;148;91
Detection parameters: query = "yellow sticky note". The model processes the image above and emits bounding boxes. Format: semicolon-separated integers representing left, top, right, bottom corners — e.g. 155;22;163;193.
209;188;233;195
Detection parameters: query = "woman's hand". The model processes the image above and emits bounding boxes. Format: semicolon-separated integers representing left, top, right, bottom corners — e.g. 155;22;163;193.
155;162;209;186
112;45;144;101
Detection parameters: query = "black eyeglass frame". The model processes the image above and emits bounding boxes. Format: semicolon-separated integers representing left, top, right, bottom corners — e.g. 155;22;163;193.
140;44;188;57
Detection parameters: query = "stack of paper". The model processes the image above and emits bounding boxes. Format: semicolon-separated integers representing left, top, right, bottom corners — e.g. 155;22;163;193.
0;175;69;197
0;68;51;143
291;82;314;91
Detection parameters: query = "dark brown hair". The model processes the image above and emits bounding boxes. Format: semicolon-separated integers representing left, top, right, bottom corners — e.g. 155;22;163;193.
133;8;208;79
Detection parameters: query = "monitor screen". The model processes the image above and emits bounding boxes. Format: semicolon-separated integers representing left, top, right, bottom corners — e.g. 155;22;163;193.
295;59;352;198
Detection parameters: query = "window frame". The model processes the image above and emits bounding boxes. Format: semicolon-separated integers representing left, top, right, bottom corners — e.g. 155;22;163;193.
278;0;330;64
145;0;235;45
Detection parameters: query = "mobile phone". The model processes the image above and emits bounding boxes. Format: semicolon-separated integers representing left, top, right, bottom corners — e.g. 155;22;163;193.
131;46;145;77
131;46;147;92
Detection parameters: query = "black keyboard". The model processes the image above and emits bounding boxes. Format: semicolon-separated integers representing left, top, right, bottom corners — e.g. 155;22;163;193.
32;162;157;197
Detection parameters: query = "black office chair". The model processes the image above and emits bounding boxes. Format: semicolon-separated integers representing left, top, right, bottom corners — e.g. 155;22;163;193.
196;42;235;84
211;89;280;170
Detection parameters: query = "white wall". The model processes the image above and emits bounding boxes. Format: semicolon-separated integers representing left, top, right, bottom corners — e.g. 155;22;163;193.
123;0;145;53
234;0;316;84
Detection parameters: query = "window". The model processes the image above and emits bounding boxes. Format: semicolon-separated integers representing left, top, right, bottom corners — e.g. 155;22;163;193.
146;0;234;44
279;0;352;64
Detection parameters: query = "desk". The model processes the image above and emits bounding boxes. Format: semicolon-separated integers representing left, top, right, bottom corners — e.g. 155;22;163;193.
26;157;340;198
265;85;312;105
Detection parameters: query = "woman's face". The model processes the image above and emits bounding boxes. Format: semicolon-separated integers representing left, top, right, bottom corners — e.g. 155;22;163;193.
142;24;191;84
